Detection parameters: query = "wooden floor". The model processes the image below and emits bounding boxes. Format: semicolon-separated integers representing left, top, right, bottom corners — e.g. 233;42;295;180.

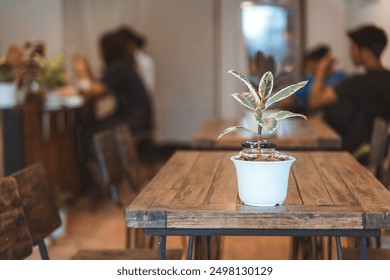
27;186;296;260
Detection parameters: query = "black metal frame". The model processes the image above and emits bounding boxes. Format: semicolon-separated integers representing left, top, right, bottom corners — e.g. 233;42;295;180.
144;228;381;260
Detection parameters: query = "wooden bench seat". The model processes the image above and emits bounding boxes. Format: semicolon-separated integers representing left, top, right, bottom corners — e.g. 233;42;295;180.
343;248;390;260
71;248;182;260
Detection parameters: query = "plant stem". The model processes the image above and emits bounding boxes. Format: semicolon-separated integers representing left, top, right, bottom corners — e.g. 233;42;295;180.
257;118;262;157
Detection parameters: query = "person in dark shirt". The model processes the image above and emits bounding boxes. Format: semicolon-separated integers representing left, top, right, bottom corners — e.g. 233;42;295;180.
100;31;153;133
74;31;153;167
309;25;390;154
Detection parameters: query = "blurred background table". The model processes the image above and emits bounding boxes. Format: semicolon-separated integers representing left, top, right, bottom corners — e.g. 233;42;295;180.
192;116;342;150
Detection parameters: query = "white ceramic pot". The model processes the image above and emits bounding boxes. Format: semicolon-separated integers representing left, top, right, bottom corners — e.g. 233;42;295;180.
44;90;62;110
231;155;295;206
0;82;17;108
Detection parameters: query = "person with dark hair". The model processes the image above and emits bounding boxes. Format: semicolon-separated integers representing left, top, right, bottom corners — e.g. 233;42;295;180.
309;24;390;156
118;26;156;95
293;44;346;113
74;30;153;134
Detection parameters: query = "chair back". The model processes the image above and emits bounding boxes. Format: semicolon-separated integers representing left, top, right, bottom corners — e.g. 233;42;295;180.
114;124;140;186
367;117;389;179
381;141;390;191
11;162;61;246
93;128;124;189
0;177;33;260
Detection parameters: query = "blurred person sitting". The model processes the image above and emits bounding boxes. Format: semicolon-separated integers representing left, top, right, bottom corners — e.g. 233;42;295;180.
293;45;346;114
73;31;153;164
73;31;153;135
309;25;390;158
100;31;153;134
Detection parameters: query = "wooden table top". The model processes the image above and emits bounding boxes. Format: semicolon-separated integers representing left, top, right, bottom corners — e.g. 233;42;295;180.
126;151;390;230
191;116;342;150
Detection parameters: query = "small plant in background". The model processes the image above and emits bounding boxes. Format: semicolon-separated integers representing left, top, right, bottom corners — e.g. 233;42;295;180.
218;70;307;158
0;58;16;82
37;53;67;90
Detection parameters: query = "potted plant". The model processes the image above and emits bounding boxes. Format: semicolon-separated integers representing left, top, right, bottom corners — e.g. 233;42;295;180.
0;59;17;108
218;70;307;206
37;53;67;110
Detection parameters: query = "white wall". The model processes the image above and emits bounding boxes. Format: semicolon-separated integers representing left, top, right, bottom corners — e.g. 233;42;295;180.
219;0;249;119
306;0;349;72
141;0;215;143
0;0;63;58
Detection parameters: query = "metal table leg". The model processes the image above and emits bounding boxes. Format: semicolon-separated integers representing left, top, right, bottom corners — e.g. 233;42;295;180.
145;228;380;260
38;240;50;260
158;236;166;260
335;236;343;260
360;237;368;260
187;236;195;260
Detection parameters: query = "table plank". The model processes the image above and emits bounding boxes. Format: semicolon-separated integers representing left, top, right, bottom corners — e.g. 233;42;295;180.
170;152;223;206
291;153;334;206
284;169;303;205
308;152;359;206
204;153;239;205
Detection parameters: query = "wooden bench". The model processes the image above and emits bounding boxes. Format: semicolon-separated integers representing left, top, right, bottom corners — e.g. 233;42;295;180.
71;248;182;260
342;248;390;260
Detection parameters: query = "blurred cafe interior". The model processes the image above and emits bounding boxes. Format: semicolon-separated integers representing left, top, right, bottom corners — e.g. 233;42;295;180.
1;0;390;260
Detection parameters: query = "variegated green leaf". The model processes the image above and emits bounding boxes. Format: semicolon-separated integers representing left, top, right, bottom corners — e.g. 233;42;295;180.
264;80;307;109
258;71;273;100
228;70;260;105
266;110;307;121
231;92;257;111
217;126;256;140
253;116;278;133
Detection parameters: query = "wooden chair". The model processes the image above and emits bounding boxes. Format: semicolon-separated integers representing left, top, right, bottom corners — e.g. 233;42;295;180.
92;128;139;208
12;162;62;260
358;118;389;249
0;177;33;260
366;117;389;180
93;128;137;248
114;123;158;188
113;124;142;191
11;163;182;260
379;126;390;191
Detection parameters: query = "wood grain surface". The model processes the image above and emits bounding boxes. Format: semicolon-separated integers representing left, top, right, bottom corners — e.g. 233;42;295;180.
126;151;390;230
